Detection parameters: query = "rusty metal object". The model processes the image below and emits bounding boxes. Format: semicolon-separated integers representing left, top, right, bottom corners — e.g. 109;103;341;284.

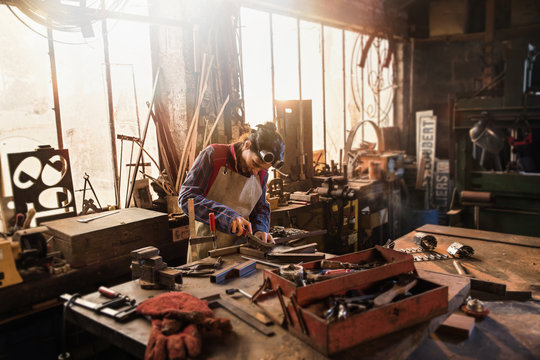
413;232;438;250
290;294;308;335
266;253;325;263
447;242;475;258
210;260;256;284
130;246;182;289
461;296;490;319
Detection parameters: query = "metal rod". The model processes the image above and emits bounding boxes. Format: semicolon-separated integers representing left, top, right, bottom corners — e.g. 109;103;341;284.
297;17;305;180
101;8;120;208
342;29;346;147
321;24;327;162
46;27;63;150
125;68;161;208
269;13;276;121
237;10;246;123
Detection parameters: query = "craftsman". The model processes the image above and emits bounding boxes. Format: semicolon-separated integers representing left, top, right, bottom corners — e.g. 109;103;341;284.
179;122;285;261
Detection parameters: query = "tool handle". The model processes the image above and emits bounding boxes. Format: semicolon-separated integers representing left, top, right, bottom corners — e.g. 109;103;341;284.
374;279;418;307
98;286;119;299
320;260;345;269
209;212;216;232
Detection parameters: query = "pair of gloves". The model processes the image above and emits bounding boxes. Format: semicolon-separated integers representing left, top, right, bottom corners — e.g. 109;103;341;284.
137;292;232;360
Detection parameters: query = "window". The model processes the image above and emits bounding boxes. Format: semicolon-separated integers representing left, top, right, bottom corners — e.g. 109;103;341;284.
0;1;156;217
240;7;394;164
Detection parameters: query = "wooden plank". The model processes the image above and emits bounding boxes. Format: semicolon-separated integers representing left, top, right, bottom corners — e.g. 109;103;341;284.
43;208;166;238
208;244;244;257
436;313;475;339
416;224;540;248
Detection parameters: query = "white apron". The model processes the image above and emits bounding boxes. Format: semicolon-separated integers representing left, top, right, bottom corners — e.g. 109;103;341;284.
187;166;263;262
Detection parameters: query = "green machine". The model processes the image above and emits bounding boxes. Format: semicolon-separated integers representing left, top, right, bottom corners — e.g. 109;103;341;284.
453;101;540;237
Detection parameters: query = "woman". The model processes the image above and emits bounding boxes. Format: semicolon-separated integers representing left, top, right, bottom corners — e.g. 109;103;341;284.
178;122;285;261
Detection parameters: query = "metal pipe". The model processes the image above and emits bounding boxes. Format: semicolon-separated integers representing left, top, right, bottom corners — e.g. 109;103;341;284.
297;18;305;180
101;9;120;208
47;27;63;150
342;29;346;148
269;13;276;121
321;24;327;163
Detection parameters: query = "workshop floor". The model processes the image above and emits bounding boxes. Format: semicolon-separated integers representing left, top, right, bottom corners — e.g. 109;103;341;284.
407;301;540;360
0;305;137;360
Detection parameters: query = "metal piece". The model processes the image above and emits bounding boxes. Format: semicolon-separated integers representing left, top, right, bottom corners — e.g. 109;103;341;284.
290;294;308;335
252;277;271;303
243;230;274;252
266;253;325;263
209;244;244;257
461;296;490;319
225;288;252;300
447;242;475;258
453;260;467;275
60;293;137;322
241;256;281;268
239;246;266;258
76;210;120;223
275;243;317;254
207;297;274;336
210;260;256;284
413;232;438;250
276;286;293;326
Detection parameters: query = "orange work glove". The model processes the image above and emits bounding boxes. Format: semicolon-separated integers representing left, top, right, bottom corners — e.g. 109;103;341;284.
137;292;232;360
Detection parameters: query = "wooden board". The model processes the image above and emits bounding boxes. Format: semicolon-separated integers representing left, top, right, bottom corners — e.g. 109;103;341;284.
417;224;540;248
395;226;540;295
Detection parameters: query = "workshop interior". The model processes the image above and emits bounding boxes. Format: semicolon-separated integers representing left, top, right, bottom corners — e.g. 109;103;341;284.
0;0;539;359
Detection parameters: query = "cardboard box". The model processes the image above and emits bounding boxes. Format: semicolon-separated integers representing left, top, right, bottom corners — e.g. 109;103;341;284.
43;208;170;267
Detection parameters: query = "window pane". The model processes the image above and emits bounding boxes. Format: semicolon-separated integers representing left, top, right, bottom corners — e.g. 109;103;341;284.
53;24;116;209
323;26;344;163
345;30;359;131
240;8;273;127
300;21;323;156
273;14;299;101
0;6;56;196
108;12;157;208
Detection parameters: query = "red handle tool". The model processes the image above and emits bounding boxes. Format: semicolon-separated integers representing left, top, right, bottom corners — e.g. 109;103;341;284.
209;212;216;233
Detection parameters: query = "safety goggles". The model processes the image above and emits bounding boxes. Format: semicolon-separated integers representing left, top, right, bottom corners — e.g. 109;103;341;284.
258;149;284;169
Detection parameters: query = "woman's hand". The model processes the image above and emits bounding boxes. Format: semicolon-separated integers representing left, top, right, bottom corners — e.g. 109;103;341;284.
255;231;275;244
231;216;252;236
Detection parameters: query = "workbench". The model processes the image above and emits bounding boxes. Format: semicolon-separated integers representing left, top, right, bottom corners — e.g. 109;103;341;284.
394;224;540;298
61;252;470;359
393;225;540;359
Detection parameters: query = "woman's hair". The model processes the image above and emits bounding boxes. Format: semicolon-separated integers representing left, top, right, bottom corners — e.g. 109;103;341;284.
238;122;285;164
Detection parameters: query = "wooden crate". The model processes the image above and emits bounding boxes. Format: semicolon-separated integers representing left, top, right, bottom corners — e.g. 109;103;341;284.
43;208;170;268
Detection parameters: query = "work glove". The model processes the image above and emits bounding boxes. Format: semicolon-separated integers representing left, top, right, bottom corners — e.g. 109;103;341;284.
137;292;232;360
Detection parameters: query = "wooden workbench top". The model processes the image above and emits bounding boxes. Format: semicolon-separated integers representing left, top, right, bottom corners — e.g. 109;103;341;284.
63;253;469;359
394;225;540;297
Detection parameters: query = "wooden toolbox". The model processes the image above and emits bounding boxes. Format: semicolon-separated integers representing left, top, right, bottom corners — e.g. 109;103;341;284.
259;246;448;355
264;245;415;306
43;208;170;268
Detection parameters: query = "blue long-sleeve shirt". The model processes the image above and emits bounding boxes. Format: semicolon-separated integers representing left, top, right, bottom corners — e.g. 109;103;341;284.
178;145;271;235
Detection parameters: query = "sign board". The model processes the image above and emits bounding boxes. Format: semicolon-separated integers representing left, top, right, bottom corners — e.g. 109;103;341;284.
416;114;437;189
434;159;450;225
